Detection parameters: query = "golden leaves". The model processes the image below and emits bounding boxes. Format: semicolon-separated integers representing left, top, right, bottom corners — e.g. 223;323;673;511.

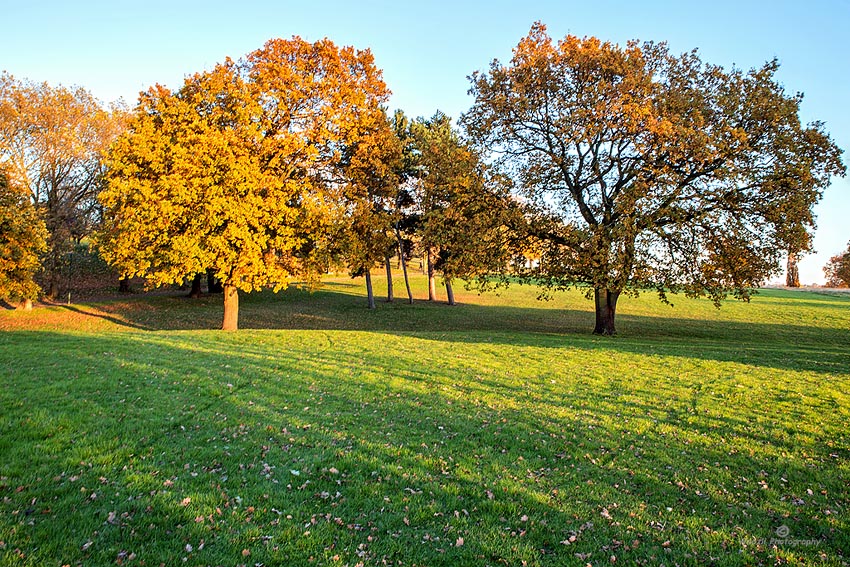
0;167;47;300
99;36;389;309
464;22;845;318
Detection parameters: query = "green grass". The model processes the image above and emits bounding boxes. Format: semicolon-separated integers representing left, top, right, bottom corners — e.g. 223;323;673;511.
0;275;848;566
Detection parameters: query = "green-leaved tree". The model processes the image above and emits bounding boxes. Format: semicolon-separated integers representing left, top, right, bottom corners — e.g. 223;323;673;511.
411;112;519;305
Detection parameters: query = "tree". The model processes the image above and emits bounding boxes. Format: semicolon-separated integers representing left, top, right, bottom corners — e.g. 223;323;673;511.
335;109;402;309
99;37;389;330
0;167;47;307
0;72;125;298
463;23;845;334
410;112;520;305
389;109;421;304
823;242;850;288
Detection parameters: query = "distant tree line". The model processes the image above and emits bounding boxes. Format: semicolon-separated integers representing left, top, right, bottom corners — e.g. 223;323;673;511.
1;24;845;332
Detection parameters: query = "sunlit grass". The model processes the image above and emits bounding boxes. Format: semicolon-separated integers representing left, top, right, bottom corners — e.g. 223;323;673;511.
0;275;848;566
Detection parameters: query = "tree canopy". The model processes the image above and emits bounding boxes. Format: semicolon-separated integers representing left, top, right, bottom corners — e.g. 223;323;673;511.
333;108;402;309
99;37;390;330
0;166;47;304
463;23;845;334
408;112;519;304
0;72;125;297
823;242;850;288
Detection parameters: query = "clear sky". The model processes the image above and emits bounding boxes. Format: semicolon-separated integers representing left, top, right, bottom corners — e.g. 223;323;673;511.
3;0;847;284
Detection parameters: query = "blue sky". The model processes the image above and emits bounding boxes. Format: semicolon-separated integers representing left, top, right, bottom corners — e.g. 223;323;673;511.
3;0;848;284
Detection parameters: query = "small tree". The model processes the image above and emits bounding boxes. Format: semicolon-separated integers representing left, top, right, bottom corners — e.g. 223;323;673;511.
410;112;520;305
100;37;389;330
0;167;47;307
336;110;402;309
463;23;845;334
389;109;422;304
823;242;850;288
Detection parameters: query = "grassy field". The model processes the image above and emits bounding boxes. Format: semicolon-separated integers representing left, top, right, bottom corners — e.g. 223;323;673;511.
0;274;848;566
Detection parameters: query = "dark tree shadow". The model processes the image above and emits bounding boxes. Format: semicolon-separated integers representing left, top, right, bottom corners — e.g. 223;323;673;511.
53;284;850;376
1;331;845;566
55;303;153;330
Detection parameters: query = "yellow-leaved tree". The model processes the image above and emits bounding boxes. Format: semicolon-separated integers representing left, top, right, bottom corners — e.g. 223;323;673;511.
99;37;389;330
0;166;47;308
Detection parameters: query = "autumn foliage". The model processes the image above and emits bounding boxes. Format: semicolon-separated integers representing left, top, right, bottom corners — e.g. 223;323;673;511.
463;23;845;334
823;243;850;288
99;37;389;329
333;109;403;309
0;167;47;303
0;24;836;335
0;73;125;298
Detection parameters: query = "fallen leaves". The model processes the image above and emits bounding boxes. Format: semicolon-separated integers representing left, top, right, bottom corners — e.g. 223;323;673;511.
560;521;594;546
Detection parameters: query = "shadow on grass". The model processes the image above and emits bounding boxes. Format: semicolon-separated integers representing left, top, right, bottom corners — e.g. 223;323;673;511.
0;331;846;566
66;284;850;377
54;303;153;331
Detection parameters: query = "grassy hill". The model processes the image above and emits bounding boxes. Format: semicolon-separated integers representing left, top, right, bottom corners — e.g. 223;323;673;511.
1;275;848;566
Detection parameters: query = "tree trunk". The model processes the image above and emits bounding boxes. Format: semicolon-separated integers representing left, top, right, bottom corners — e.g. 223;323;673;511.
445;279;456;306
207;269;223;293
593;288;619;335
119;277;131;293
45;249;59;300
384;255;394;302
18;299;33;311
398;238;413;304
786;252;800;287
188;274;202;298
47;279;58;301
427;248;437;301
365;267;376;309
222;284;239;331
